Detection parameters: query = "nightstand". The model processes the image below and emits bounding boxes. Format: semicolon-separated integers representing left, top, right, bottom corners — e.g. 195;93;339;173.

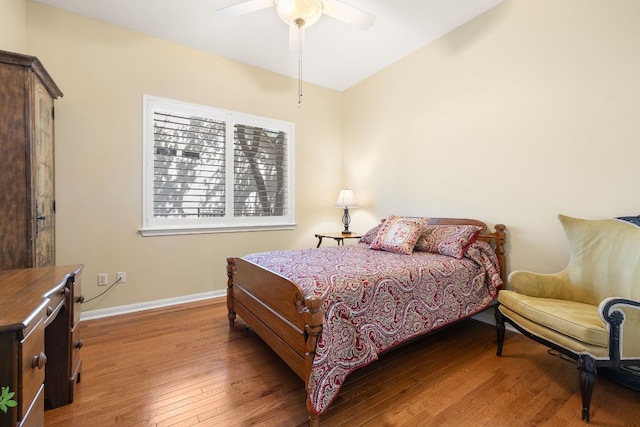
314;232;362;248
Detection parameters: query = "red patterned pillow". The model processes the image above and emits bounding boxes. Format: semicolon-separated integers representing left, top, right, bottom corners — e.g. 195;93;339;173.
414;224;482;258
370;215;425;255
359;223;382;245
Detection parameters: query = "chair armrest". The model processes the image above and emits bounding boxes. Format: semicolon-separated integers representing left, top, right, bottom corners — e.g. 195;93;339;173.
508;270;571;298
599;297;640;363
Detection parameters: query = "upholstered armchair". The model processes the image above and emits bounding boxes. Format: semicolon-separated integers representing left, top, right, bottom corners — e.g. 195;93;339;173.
496;214;640;422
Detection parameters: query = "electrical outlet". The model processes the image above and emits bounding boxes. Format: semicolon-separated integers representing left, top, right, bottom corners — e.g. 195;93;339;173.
98;273;108;286
116;272;126;283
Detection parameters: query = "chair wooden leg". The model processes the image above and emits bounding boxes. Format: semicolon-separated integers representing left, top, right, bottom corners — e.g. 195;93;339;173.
495;306;505;356
578;355;597;422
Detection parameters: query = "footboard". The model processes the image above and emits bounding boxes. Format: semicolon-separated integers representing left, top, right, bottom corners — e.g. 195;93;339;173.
226;257;323;382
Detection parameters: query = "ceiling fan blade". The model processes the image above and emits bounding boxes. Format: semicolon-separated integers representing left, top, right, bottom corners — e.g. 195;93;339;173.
216;0;274;18
322;0;375;30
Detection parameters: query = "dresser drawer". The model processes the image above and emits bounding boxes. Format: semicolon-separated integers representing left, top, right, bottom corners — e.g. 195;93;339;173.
18;384;44;427
70;322;83;381
20;313;46;423
71;273;83;326
45;286;66;327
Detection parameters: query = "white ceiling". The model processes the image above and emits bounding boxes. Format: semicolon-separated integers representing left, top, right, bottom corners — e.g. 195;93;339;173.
34;0;504;91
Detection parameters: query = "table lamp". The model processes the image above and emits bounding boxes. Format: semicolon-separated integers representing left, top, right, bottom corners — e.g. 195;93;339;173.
334;189;358;234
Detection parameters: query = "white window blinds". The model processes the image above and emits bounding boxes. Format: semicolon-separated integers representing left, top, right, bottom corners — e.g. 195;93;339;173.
141;95;295;236
153;111;226;219
234;124;289;217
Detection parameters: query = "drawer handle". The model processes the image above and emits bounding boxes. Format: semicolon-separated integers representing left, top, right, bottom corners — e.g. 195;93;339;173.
75;340;84;349
32;352;47;370
47;306;54;316
77;294;85;303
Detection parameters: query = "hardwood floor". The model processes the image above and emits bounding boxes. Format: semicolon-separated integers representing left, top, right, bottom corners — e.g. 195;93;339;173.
44;298;640;426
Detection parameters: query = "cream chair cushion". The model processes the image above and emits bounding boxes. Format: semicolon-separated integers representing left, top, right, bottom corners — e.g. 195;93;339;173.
498;291;608;347
498;305;610;358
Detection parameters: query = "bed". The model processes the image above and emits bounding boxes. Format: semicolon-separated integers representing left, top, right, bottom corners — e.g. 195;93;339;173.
226;217;506;426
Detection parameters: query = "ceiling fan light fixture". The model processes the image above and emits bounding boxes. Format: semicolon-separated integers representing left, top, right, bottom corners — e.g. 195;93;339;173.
275;0;323;28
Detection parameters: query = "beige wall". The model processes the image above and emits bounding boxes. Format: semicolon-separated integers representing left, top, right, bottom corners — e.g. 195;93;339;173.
25;2;343;312
344;0;640;276
13;0;640;312
0;0;27;53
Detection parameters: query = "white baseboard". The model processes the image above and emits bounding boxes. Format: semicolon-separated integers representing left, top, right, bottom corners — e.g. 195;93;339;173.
81;291;520;335
472;309;495;326
80;290;226;321
472;308;518;333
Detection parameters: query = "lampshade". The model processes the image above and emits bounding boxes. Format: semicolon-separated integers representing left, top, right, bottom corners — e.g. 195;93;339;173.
334;189;358;208
275;0;323;28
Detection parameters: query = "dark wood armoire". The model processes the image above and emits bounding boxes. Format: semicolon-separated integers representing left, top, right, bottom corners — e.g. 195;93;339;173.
0;50;63;269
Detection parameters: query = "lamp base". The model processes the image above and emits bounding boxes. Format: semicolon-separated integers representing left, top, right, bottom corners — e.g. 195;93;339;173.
341;207;352;235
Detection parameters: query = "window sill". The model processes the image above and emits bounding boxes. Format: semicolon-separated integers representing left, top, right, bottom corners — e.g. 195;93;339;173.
139;223;297;237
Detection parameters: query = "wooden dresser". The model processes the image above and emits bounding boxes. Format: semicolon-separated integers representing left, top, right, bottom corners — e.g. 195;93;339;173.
0;50;63;270
0;265;84;427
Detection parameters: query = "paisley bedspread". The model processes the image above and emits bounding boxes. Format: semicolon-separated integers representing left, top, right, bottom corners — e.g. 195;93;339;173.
243;241;503;415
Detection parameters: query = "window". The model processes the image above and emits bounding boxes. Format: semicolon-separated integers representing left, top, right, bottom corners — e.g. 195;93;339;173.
141;95;295;236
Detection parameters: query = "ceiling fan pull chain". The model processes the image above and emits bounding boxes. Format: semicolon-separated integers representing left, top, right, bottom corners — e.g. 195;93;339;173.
297;20;304;107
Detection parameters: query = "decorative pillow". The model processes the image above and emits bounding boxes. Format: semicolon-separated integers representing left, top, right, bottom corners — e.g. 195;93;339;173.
415;224;482;259
369;215;425;255
359;223;382;245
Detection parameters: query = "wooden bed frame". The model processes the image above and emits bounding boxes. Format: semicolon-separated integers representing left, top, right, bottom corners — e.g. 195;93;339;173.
226;218;506;426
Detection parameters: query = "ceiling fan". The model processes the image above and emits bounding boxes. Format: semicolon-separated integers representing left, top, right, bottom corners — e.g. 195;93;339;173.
217;0;375;106
217;0;375;49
